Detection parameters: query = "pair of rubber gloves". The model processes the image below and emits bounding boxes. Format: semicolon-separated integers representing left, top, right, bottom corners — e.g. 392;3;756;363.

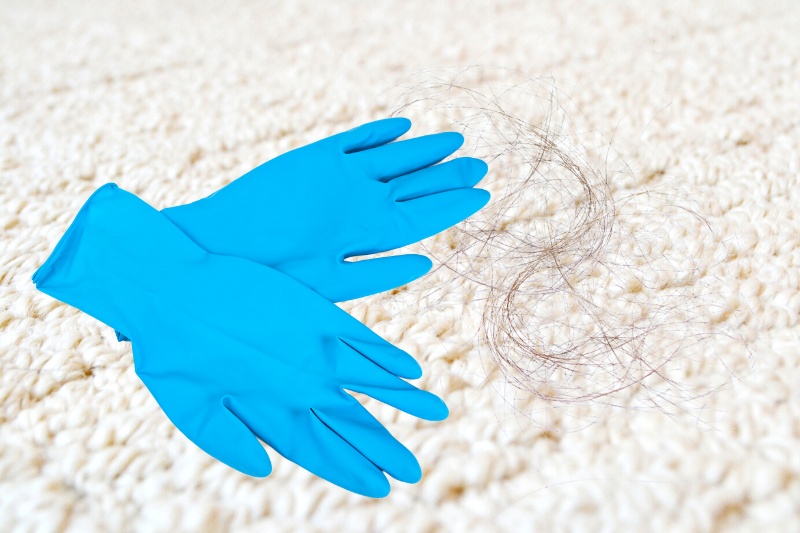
32;118;490;497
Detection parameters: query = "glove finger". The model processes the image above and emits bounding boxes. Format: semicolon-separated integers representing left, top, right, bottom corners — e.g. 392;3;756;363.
138;367;272;477
334;343;448;421
212;398;273;477
348;132;464;182
391;157;488;202
314;399;422;484
345;382;449;422
338;335;423;380
322;254;431;303
338;117;412;154
149;389;272;477
398;187;490;240
335;338;426;390
229;398;391;498
360;187;490;254
305;409;391;497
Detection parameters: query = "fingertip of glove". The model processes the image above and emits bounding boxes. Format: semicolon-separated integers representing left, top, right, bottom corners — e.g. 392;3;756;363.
383;253;433;293
444;187;491;223
390;116;412;132
427;396;450;422
465;157;489;179
218;445;272;478
244;457;273;478
462;188;491;216
397;357;422;379
364;477;392;499
473;187;491;206
442;131;465;150
338;335;423;380
227;442;272;478
407;253;434;277
374;116;413;141
399;457;423;485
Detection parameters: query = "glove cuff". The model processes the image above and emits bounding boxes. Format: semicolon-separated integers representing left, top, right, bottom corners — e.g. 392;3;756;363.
32;183;203;341
32;183;118;289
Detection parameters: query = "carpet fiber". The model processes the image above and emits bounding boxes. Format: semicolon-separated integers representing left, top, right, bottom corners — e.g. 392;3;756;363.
2;1;799;531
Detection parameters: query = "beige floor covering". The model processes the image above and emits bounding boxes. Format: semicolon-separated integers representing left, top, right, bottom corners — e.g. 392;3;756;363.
2;1;800;531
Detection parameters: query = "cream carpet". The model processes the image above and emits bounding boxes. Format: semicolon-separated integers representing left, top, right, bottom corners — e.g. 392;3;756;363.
2;1;800;531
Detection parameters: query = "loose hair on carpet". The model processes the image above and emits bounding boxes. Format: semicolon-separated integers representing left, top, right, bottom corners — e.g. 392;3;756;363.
378;65;749;415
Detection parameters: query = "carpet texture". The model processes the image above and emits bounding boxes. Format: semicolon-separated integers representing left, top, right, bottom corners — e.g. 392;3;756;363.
2;1;800;531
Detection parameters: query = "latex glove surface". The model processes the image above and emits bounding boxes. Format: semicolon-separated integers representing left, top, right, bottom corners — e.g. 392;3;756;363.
33;184;448;498
164;117;490;302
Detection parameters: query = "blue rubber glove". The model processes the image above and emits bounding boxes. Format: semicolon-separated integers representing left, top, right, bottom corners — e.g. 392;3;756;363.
115;118;489;343
164;117;490;301
33;184;448;498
